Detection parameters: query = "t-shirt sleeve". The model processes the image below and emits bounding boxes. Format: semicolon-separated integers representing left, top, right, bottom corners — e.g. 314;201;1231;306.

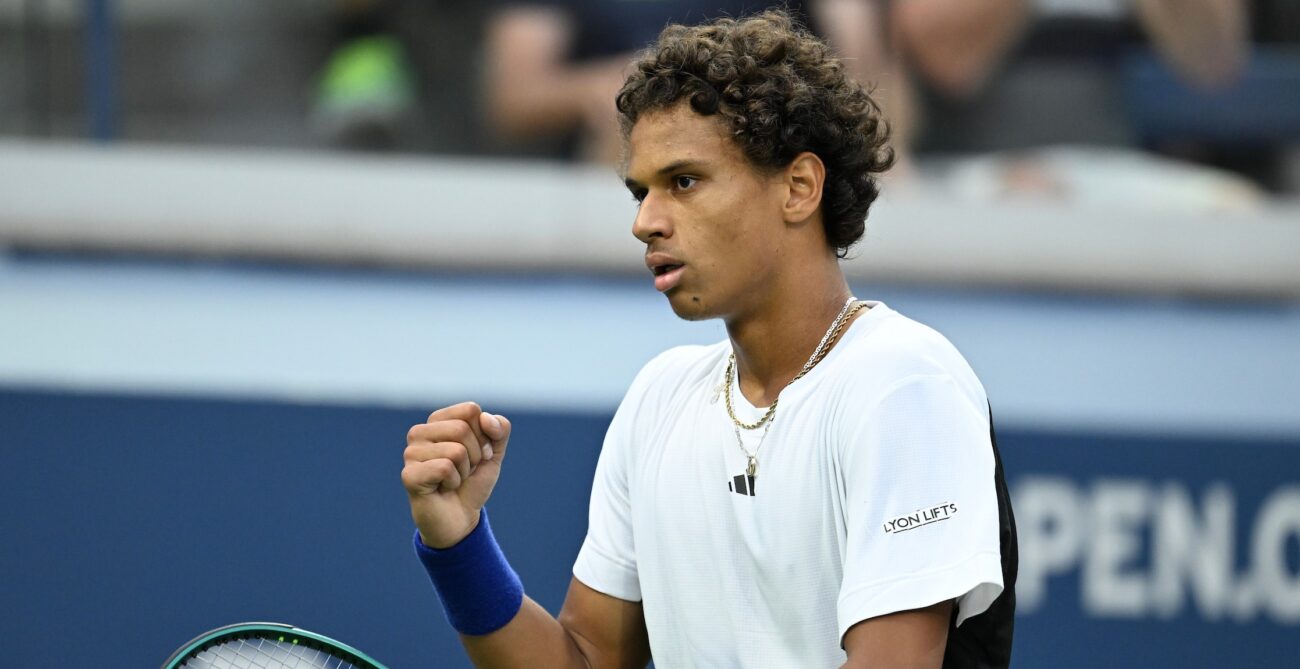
571;356;663;602
837;373;1004;641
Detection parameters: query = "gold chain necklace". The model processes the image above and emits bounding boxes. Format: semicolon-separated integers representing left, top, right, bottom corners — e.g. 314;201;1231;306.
722;297;867;478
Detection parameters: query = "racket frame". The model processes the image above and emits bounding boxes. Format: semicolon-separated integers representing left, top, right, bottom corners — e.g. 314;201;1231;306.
161;621;387;669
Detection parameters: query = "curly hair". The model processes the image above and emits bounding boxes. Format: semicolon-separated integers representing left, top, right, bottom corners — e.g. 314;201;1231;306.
616;10;894;257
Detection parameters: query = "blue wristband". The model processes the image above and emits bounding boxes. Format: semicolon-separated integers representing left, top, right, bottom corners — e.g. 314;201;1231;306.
413;508;524;636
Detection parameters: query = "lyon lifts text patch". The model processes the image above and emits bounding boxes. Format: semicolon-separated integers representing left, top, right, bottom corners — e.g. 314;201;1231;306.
883;502;957;534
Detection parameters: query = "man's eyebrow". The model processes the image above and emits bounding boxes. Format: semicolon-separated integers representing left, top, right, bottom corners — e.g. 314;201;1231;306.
624;159;707;189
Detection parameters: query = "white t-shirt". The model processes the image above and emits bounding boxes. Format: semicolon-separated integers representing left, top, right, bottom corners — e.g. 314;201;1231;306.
573;301;1006;668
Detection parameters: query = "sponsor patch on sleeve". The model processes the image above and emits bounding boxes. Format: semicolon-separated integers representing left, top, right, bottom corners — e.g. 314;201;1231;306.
882;502;958;534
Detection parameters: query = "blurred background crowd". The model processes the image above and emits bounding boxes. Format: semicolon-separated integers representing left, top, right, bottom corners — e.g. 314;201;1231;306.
2;2;1298;668
2;0;1298;200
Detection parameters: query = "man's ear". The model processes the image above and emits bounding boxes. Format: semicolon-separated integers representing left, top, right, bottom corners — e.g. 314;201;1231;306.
783;151;825;225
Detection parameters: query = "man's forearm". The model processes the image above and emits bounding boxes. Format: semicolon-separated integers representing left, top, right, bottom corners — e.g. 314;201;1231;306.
1134;0;1248;88
461;596;591;669
896;0;1032;96
483;7;627;140
487;62;609;138
815;0;919;167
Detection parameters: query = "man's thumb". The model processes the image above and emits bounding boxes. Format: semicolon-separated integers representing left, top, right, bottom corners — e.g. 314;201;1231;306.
480;412;512;461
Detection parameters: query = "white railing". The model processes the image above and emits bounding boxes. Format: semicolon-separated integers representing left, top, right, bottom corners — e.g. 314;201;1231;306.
2;139;1297;298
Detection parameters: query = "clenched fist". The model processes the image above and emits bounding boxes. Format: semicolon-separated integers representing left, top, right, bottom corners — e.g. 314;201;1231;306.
402;402;512;549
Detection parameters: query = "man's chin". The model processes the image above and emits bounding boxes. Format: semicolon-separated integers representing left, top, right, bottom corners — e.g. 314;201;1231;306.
665;291;716;322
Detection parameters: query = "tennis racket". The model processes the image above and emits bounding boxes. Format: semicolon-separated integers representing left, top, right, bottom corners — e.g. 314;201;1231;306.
162;621;387;669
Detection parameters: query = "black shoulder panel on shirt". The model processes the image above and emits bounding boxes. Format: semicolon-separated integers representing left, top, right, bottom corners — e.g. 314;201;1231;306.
942;405;1018;669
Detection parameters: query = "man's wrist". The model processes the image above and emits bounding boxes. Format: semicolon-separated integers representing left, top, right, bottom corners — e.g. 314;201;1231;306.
414;507;524;636
417;510;482;550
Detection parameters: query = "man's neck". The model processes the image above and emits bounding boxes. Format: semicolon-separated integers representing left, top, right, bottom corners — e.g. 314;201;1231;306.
725;264;854;408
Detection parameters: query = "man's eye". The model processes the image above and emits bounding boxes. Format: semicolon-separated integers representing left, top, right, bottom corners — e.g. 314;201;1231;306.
674;175;698;190
631;190;648;204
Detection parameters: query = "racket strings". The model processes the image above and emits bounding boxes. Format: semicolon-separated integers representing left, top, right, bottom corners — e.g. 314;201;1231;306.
182;635;360;669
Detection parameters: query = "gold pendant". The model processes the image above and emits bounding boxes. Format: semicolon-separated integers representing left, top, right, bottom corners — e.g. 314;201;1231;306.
746;456;757;478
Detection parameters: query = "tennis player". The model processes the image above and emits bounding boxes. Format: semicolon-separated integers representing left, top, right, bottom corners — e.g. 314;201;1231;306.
403;10;1016;668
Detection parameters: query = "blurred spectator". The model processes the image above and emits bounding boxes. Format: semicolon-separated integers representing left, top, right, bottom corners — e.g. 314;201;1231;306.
899;0;1297;203
311;0;418;150
480;0;969;169
482;0;1262;186
908;0;1249;154
793;1;1027;183
311;0;493;153
484;1;816;163
1128;0;1248;89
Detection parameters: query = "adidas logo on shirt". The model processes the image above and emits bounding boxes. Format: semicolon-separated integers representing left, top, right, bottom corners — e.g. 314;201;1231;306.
727;473;756;497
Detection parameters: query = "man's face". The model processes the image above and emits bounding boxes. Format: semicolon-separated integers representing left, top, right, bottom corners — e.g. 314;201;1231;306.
623;103;788;321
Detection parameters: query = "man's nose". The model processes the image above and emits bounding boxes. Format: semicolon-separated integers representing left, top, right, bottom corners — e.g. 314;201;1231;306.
632;192;672;243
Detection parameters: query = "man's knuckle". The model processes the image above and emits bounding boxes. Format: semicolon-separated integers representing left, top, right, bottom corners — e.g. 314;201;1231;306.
451;420;474;442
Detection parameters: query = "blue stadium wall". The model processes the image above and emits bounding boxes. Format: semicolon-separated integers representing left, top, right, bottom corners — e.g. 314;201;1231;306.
2;255;1298;667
